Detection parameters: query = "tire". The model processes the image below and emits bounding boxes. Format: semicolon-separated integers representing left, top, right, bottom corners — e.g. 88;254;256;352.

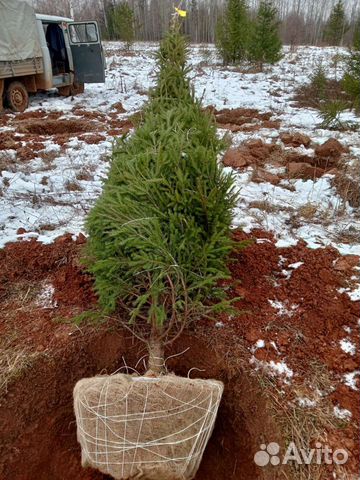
70;82;85;95
58;82;84;97
58;85;71;96
6;81;29;112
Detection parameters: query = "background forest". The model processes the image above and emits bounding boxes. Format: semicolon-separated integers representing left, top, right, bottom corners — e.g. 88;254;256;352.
32;0;360;46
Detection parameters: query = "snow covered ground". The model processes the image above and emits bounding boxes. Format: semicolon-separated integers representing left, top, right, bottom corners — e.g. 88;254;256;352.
1;42;359;452
0;42;359;257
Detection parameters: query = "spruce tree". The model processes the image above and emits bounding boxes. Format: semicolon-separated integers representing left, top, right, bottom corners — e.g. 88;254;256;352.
108;2;135;48
343;35;360;112
250;0;282;69
323;1;348;46
216;0;250;64
84;23;237;373
352;18;360;49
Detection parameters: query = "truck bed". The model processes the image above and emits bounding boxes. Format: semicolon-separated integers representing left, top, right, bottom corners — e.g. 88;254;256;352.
0;57;44;80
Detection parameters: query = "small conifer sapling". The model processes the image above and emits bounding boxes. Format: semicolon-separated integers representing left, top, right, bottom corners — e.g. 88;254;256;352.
84;20;237;374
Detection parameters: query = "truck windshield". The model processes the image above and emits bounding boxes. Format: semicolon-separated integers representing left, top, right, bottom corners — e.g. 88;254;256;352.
69;23;98;44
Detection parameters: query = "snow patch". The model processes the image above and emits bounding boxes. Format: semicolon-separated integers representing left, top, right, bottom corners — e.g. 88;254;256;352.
35;282;57;309
250;356;294;381
339;339;356;356
333;406;352;421
251;339;265;353
297;397;317;408
343;371;360;391
269;299;298;317
288;261;304;269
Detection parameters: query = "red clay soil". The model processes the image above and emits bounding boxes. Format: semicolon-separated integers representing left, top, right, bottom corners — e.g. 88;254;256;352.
206;107;281;132
1;108;133;160
0;232;359;479
223;136;352;182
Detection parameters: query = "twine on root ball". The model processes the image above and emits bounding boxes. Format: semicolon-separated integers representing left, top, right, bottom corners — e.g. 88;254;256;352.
74;373;223;480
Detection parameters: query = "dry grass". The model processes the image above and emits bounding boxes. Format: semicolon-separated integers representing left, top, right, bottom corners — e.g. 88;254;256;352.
254;362;343;480
65;180;84;192
207;333;349;480
0;277;54;396
293;79;350;110
0;283;46;396
333;164;360;209
298;203;318;220
38;149;60;164
332;227;360;245
0;343;43;395
0;150;17;173
268;148;288;166
1;280;40;305
75;168;95;182
249;200;280;213
264;321;305;345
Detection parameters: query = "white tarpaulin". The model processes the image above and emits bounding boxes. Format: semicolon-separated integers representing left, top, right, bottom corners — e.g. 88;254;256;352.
0;0;42;61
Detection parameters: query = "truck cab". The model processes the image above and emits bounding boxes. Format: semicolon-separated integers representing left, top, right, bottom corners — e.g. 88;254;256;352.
36;15;106;95
0;1;105;112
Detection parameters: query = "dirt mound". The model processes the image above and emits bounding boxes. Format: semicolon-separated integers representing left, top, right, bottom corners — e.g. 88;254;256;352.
78;133;107;145
16;119;100;135
0;131;47;162
0;132;17;151
285;139;350;178
222;136;351;182
111;101;127;113
71;107;107;122
14;110;63;122
0;233;358;479
315;138;349;159
2;106;134;157
208;107;281;132
280;132;311;148
287;159;325;179
223;139;280;170
215;107;272;124
0;233;95;308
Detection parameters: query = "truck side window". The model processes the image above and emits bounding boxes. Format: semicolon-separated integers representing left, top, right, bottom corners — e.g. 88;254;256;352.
69;23;98;44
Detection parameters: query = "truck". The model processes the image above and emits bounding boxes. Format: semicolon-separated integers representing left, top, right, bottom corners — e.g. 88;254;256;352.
0;0;106;112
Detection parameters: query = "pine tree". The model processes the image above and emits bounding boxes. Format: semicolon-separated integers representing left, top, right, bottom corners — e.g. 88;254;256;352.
84;22;237;373
323;0;348;46
250;0;282;69
216;0;250;65
107;1;135;48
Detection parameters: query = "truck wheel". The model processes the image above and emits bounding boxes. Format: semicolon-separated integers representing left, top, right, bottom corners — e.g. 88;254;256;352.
6;81;29;112
71;82;85;95
58;83;84;97
58;86;71;96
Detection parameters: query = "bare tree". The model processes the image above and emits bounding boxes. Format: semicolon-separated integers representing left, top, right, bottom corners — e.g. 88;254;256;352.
33;0;360;46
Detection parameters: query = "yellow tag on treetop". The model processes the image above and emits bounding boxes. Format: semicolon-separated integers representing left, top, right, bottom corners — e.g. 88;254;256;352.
175;7;187;17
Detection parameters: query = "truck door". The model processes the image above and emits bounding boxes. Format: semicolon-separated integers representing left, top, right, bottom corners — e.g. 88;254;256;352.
68;21;105;83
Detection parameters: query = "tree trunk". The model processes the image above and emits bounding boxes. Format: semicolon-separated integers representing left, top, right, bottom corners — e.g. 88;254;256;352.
147;337;164;375
147;323;165;375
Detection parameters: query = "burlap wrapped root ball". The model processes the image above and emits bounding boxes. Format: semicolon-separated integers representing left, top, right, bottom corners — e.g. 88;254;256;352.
74;373;223;480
